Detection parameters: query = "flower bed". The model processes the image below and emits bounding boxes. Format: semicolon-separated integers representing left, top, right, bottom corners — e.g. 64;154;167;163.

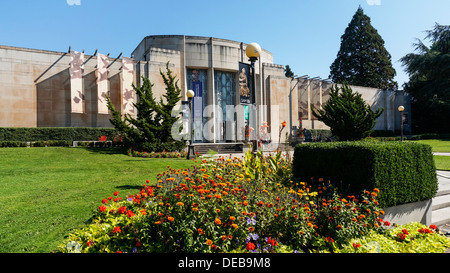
59;150;450;253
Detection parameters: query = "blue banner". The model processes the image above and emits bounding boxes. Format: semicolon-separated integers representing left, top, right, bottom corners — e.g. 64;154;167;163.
192;81;203;119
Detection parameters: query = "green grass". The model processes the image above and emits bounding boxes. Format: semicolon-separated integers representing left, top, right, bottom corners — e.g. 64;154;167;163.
411;139;450;170
0;147;194;253
414;139;450;153
435;156;450;171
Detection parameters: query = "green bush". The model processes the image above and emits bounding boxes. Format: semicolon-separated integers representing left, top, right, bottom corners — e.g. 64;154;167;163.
292;141;438;208
0;127;119;142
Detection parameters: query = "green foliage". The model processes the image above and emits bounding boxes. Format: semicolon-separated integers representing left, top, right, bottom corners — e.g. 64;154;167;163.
337;222;450;253
330;6;397;90
400;23;450;134
106;62;185;152
311;83;383;141
293;141;438;208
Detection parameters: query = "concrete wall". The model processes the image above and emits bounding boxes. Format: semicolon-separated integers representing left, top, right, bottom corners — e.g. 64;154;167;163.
0;45;124;128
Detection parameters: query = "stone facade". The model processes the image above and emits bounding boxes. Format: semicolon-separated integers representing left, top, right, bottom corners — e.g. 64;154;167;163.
0;35;410;143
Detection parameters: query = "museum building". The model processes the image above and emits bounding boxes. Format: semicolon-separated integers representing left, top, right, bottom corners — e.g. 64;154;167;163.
0;35;410;145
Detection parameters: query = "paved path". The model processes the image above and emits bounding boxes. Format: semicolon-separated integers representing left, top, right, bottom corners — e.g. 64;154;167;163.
434;152;450;156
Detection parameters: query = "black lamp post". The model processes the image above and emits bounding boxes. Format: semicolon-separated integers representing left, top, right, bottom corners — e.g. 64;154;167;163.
186;89;196;159
398;105;404;141
245;43;261;154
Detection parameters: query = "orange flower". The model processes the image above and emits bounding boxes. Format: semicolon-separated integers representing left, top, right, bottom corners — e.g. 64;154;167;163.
214;218;221;225
177;202;184;206
167;216;174;222
229;216;236;221
155;221;162;225
197;228;204;234
281;121;287;128
232;224;238;229
206;239;213;246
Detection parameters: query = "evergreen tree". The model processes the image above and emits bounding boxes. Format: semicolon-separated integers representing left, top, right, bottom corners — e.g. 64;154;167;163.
312;82;384;141
400;23;450;133
106;62;184;151
330;6;397;90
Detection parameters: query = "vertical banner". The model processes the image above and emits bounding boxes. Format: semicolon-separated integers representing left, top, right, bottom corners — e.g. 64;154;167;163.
192;81;203;119
97;53;110;114
122;57;135;116
70;50;85;113
239;62;252;104
191;70;203;142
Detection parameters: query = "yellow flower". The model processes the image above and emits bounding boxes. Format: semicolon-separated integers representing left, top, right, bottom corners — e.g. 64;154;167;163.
140;209;147;215
232;224;238;229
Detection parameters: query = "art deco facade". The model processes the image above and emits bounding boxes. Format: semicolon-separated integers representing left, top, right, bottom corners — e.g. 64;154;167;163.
0;35;410;144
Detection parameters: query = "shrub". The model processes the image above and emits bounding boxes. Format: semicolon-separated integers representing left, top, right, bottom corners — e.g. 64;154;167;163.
0;127;119;142
292;141;438;208
311;83;383;141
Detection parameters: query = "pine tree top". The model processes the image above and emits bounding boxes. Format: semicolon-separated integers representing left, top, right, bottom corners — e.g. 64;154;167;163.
330;6;398;90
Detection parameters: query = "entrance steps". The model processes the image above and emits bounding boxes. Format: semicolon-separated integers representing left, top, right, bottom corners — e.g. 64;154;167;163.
432;171;450;233
192;143;244;155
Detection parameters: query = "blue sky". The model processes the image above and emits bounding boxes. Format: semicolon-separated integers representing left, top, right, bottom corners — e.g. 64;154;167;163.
1;0;449;88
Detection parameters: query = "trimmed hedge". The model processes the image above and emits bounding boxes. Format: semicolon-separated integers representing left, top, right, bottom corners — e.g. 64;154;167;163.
292;141;438;208
0;127;119;142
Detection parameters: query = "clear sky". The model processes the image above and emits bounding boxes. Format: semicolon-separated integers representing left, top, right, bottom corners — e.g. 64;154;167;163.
1;0;449;88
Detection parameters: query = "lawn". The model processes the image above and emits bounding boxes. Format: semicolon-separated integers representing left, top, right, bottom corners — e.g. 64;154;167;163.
413;139;450;170
0;147;194;253
414;139;450;153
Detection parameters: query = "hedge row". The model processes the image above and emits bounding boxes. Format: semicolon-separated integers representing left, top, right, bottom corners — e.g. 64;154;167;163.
292;141;438;208
0;127;119;142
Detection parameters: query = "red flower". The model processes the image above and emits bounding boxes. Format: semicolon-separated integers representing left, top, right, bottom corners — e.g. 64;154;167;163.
98;205;107;212
281;121;287;128
246;242;256;251
114;191;119;196
118;206;127;214
266;237;278;247
112;226;121;233
99;136;107;141
353;243;361;248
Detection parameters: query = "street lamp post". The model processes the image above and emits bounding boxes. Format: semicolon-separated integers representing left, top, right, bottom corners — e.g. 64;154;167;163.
398;105;404;141
186;89;196;159
245;43;261;154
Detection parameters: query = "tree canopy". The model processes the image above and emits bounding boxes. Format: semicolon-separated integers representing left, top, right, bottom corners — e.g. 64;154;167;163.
330;7;397;90
400;23;450;133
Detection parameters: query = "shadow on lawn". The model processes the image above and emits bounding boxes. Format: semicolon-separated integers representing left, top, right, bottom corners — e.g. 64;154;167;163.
81;147;128;155
115;184;143;191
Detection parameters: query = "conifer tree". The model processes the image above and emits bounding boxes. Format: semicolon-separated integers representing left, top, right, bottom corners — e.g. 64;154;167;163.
312;82;383;141
330;6;397;90
106;62;184;151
